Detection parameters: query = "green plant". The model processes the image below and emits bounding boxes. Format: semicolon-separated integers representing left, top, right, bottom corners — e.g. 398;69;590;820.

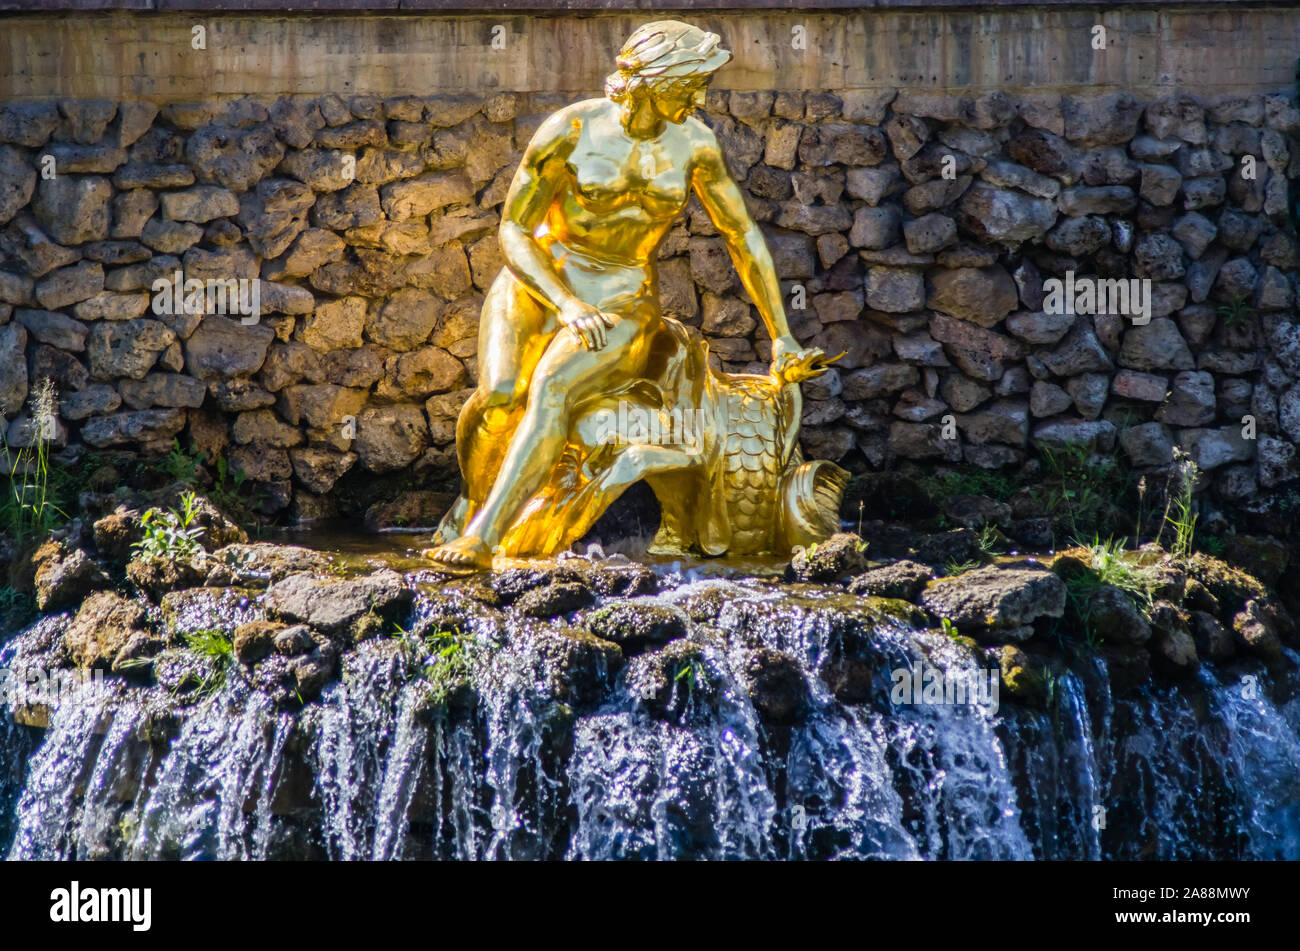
209;455;250;507
673;656;705;696
1216;293;1255;327
1160;448;1199;560
920;466;1019;504
183;629;235;697
406;624;474;707
943;558;980;577
1062;536;1159;645
1040;444;1126;543
1;380;68;545
940;617;959;640
977;523;1001;559
1199;535;1225;557
161;438;203;485
133;491;205;561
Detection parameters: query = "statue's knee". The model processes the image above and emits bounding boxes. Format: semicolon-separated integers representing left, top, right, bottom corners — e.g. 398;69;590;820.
532;374;571;413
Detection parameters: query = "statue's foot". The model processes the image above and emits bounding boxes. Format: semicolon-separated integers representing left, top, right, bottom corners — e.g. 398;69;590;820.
424;535;494;571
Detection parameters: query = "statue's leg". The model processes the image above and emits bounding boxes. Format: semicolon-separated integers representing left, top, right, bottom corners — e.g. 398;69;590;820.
437;270;553;541
429;306;654;568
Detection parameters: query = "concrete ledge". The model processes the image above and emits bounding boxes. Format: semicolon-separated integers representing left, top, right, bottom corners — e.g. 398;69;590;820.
2;8;1299;99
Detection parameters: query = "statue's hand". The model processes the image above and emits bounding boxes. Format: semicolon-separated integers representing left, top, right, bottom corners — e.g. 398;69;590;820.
772;344;841;384
770;335;820;379
771;334;801;366
558;299;616;351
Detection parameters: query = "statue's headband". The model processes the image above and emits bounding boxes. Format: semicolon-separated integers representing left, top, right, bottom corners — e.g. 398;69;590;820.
616;24;732;82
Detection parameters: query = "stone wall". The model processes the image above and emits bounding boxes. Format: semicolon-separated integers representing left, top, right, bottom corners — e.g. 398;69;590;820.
1;80;1299;520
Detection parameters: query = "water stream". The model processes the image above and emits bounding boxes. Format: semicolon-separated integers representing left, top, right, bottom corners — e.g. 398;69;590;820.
2;573;1297;861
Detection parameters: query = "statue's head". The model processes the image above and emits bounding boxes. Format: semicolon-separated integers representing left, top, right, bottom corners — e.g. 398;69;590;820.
605;20;732;124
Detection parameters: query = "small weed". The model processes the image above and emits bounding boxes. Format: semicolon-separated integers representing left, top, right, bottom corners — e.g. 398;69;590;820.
133;491;205;561
1198;535;1225;557
1063;536;1159;643
160;438;203;485
1216;293;1255;327
1;379;68;545
1160;448;1199;560
404;624;474;707
183;629;234;697
977;523;1001;558
920;467;1019;504
673;656;705;696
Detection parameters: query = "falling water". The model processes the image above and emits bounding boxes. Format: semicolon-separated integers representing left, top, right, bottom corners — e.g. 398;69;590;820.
3;577;1299;861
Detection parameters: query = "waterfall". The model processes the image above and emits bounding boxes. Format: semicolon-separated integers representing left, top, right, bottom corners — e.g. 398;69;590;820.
3;579;1298;861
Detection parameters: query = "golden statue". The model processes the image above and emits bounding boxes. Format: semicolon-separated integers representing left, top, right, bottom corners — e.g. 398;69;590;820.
428;20;848;570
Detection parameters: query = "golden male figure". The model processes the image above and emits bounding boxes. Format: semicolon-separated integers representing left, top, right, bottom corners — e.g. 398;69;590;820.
430;21;813;569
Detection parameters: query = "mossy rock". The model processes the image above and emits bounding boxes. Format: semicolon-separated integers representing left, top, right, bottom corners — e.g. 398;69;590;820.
1185;553;1268;622
579;601;687;654
996;645;1047;708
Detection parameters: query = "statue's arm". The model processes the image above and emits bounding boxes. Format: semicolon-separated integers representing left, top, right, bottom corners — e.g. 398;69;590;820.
499;112;583;315
498;109;614;351
690;126;799;358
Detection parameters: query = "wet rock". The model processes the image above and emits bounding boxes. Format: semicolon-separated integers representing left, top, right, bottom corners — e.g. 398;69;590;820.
233;619;280;665
63;590;150;670
127;553;212;601
112;631;167;679
531;626;624;709
627;639;718;722
919;566;1066;640
290;641;339;702
273;624;316;657
1086;585;1151;646
847;559;933;600
737;647;810;726
1232;598;1289;661
264;567;412;639
515;581;595;620
33;544;109;612
1148;601;1199;678
788;532;868;583
997;644;1047;707
580;601;687;654
158;585;261;639
1188;610;1234;662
